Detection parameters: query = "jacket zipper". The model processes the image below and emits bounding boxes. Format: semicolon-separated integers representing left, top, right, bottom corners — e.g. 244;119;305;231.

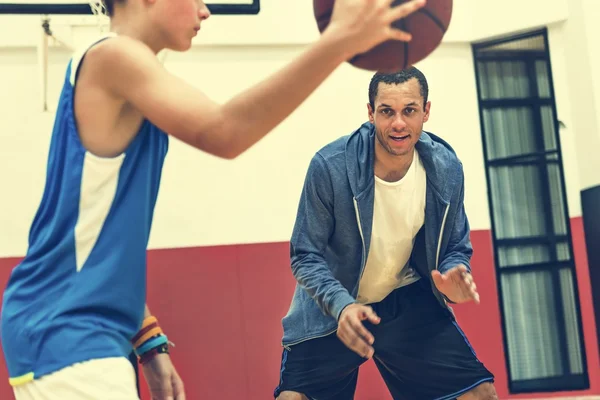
282;198;367;351
353;198;367;278
436;204;450;270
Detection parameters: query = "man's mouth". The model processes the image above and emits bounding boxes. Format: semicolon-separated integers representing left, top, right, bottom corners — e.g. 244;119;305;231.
389;134;410;142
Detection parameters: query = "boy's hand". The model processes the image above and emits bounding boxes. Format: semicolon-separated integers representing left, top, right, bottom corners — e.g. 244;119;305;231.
327;0;426;56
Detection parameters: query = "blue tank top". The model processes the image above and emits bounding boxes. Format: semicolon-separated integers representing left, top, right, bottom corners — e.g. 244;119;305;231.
0;34;169;385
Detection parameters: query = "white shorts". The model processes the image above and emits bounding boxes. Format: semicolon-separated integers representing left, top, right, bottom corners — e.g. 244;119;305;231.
13;357;139;400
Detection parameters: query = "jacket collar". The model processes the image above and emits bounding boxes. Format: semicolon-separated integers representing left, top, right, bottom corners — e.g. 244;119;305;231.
344;121;460;203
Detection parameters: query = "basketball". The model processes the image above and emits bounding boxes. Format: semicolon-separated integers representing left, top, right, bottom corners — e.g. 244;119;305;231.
313;0;453;72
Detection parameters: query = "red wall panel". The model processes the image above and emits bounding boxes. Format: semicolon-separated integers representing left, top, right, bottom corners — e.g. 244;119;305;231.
0;219;598;399
0;257;18;400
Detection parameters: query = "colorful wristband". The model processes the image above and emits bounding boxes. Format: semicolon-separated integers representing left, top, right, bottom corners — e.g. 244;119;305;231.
133;326;163;349
131;321;160;345
139;343;170;365
135;334;168;357
141;316;158;329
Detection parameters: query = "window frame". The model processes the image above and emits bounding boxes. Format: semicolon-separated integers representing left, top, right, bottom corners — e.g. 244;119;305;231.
472;28;590;394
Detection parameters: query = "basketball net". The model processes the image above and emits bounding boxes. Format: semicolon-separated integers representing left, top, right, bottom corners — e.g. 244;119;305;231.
89;1;110;32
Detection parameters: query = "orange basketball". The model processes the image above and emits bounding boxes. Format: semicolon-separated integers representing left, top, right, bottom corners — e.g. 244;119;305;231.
314;0;453;72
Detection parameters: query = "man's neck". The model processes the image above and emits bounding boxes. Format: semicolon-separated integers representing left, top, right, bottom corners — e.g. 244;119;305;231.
374;148;415;183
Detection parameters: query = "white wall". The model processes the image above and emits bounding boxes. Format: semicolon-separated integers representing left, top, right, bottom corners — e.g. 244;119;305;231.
0;0;593;258
469;0;568;42
0;38;486;257
0;48;71;257
0;0;570;48
0;0;475;49
545;0;600;194
582;0;600;185
547;23;583;218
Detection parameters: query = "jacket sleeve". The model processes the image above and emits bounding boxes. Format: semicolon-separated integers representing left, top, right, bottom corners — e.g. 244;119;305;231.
289;153;356;321
437;167;473;276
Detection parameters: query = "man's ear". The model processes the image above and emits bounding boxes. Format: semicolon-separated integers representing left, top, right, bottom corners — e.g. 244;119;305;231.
423;101;431;123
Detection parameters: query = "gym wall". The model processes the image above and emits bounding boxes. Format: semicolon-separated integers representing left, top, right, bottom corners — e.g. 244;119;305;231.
1;0;599;399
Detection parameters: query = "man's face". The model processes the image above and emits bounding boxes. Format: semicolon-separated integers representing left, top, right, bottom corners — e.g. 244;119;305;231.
368;78;430;158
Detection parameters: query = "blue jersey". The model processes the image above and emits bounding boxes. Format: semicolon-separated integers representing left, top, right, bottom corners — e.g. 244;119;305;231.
0;34;169;385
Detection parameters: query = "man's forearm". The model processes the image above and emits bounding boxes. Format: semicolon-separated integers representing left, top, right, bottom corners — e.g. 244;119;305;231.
292;257;356;320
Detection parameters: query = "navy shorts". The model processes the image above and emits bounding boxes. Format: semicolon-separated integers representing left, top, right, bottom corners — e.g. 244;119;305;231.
274;280;494;399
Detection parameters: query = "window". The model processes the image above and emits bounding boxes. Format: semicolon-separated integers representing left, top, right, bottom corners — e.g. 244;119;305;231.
472;29;589;393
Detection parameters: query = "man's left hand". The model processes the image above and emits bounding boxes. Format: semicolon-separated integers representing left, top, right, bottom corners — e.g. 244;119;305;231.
431;264;480;304
141;353;186;400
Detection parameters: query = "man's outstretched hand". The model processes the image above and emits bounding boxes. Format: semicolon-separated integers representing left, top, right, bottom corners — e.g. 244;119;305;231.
431;265;480;304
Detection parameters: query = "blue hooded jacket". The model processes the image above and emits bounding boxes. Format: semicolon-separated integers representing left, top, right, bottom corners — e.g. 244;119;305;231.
281;121;473;347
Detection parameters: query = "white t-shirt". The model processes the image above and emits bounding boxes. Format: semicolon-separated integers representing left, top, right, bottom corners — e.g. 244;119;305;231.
356;149;427;305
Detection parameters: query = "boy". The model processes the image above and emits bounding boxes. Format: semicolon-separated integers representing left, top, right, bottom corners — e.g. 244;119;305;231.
0;0;426;399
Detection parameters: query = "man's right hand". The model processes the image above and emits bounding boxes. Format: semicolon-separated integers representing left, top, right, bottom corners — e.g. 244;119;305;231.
326;0;427;57
337;303;381;359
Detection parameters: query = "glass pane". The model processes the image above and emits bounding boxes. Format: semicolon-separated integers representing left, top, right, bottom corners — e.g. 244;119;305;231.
498;244;551;267
483;107;538;160
501;271;564;379
536;60;551;98
476;35;545;54
498;242;572;267
540;106;558;151
490;165;548;239
557;242;571;261
559;268;585;374
478;61;530;100
547;164;568;235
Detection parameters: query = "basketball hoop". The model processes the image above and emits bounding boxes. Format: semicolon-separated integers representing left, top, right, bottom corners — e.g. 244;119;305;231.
88;1;106;17
0;0;259;113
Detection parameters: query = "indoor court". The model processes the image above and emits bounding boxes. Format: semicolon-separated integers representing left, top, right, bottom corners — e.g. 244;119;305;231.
1;0;600;399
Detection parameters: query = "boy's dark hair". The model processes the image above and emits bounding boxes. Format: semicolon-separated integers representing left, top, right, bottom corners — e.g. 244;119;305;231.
368;66;429;110
102;0;124;16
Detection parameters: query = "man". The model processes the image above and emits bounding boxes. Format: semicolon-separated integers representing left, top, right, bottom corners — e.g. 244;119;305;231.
275;67;498;400
0;0;427;399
